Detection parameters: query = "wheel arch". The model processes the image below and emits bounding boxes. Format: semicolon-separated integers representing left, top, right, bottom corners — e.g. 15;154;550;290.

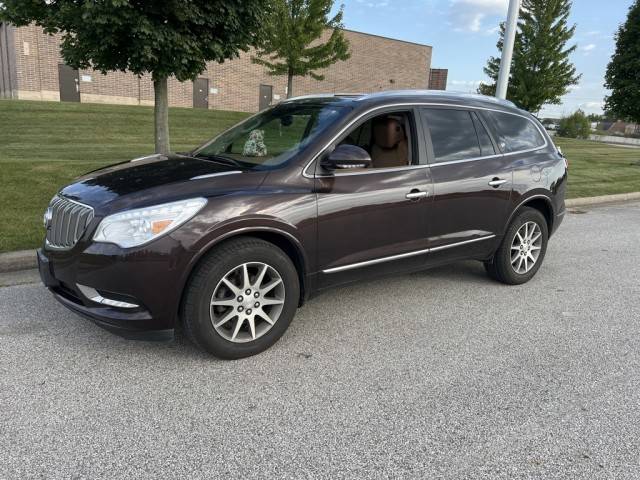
178;227;309;322
505;194;555;235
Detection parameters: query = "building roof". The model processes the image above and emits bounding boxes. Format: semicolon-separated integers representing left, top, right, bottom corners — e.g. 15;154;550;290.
342;29;432;49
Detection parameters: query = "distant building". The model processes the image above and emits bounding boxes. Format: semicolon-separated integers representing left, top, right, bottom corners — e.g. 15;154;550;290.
0;23;440;113
598;120;640;136
428;68;448;90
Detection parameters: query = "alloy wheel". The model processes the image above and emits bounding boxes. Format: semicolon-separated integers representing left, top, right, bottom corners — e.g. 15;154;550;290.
210;262;285;343
510;221;543;275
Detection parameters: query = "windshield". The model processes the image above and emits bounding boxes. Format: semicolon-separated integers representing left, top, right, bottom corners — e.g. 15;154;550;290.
193;103;350;170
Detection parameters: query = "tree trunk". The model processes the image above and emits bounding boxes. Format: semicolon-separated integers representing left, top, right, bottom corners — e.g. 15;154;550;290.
287;69;294;99
153;76;170;155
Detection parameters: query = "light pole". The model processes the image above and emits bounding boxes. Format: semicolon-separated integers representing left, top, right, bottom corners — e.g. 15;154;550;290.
496;0;521;99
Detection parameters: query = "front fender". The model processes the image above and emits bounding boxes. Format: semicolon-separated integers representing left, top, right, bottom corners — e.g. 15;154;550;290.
190;216;308;265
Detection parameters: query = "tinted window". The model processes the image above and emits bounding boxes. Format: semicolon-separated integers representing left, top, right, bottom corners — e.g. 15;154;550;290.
472;112;495;156
422;109;481;162
195;103;349;169
484;111;546;153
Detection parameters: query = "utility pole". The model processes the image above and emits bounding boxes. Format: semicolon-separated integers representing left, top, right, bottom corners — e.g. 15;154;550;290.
496;0;521;99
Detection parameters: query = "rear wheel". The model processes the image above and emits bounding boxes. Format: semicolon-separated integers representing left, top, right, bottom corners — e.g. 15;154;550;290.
183;237;299;359
484;207;548;285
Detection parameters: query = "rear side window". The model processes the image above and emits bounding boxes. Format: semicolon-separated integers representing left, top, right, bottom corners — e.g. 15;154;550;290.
472;112;495;156
421;109;481;162
484;111;546;153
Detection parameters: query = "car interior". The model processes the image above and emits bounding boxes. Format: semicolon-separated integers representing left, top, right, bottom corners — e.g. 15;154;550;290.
340;112;413;169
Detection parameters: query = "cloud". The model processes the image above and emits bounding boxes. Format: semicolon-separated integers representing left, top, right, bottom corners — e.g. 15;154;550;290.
581;43;596;56
580;101;604;110
354;0;390;7
450;79;483;86
449;79;484;91
540;81;609;118
450;0;508;33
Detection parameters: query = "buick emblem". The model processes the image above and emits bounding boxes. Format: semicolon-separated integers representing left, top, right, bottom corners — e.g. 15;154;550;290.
43;208;53;229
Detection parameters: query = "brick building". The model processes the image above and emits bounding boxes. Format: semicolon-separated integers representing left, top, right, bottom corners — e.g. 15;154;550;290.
0;23;434;113
428;68;448;90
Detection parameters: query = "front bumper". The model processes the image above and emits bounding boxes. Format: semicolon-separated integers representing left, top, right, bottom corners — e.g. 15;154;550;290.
37;236;194;338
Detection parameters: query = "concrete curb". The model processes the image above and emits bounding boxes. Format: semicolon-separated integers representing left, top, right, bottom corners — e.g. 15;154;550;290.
0;192;639;274
0;249;37;273
565;192;640;208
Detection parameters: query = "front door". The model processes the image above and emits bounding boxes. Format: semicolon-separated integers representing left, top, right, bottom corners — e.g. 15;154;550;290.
193;78;209;108
315;108;433;288
58;64;80;102
259;84;272;111
419;107;513;261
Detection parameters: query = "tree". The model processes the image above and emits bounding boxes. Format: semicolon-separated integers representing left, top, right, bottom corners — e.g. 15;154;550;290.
252;0;350;98
478;0;580;113
557;110;591;139
0;1;268;154
605;0;640;123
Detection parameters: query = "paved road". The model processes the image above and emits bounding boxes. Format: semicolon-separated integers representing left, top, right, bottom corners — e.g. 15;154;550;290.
1;202;639;479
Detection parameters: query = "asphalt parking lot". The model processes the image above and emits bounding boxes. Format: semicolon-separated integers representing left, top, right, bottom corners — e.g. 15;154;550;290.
1;201;639;479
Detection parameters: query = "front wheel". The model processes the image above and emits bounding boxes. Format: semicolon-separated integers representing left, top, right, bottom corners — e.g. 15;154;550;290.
182;237;300;359
484;207;549;285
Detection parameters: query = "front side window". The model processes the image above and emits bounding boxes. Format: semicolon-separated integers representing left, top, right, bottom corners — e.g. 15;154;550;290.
193;102;349;169
483;110;546;153
421;108;481;163
338;111;415;169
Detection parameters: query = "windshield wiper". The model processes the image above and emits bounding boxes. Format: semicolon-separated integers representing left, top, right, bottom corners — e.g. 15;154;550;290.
193;153;245;169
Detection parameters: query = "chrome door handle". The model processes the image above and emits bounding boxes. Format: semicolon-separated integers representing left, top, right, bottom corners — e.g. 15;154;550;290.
406;190;429;200
488;178;507;187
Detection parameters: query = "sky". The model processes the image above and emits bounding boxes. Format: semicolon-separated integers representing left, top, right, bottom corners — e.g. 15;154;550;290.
331;0;634;118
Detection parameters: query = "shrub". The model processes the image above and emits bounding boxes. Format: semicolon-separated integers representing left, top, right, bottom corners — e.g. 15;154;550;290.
557;110;591;139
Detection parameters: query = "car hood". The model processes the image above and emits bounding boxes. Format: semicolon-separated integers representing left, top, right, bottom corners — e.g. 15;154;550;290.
58;153;267;215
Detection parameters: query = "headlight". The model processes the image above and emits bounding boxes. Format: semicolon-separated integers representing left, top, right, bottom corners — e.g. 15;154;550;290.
93;198;207;248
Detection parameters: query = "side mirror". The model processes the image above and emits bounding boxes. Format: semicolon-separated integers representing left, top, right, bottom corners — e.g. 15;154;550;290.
321;144;372;171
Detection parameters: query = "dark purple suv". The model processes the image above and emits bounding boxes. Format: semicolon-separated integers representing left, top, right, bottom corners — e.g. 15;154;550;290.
38;91;567;358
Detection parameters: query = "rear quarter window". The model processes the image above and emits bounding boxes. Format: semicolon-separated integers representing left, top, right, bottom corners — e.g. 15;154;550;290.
484;111;546;153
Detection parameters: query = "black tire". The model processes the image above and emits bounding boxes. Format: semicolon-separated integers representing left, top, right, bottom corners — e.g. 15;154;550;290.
182;237;300;359
484;207;549;285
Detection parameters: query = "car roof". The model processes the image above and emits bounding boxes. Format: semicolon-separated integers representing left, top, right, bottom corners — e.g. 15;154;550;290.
281;90;527;115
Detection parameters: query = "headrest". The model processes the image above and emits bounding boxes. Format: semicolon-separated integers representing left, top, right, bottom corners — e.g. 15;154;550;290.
373;117;405;149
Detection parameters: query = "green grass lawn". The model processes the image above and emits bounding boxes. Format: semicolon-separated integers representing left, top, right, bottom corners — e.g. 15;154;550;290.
1;99;639;253
554;137;640;198
0;99;249;252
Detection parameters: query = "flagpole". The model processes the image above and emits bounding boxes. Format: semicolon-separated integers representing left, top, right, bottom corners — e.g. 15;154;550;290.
496;0;521;99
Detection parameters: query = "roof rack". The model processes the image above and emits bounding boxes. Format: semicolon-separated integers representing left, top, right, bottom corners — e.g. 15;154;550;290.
280;90;519;110
281;93;364;103
356;89;517;108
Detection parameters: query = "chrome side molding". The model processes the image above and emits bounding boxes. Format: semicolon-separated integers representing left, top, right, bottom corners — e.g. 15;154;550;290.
322;235;496;274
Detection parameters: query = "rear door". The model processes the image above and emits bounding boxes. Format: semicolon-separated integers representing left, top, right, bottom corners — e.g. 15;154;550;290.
420;107;513;261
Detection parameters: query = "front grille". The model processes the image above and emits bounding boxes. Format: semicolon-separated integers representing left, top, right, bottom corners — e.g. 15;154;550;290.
45;195;94;250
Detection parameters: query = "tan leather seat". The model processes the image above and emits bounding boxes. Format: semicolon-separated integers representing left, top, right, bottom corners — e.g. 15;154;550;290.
371;117;408;168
